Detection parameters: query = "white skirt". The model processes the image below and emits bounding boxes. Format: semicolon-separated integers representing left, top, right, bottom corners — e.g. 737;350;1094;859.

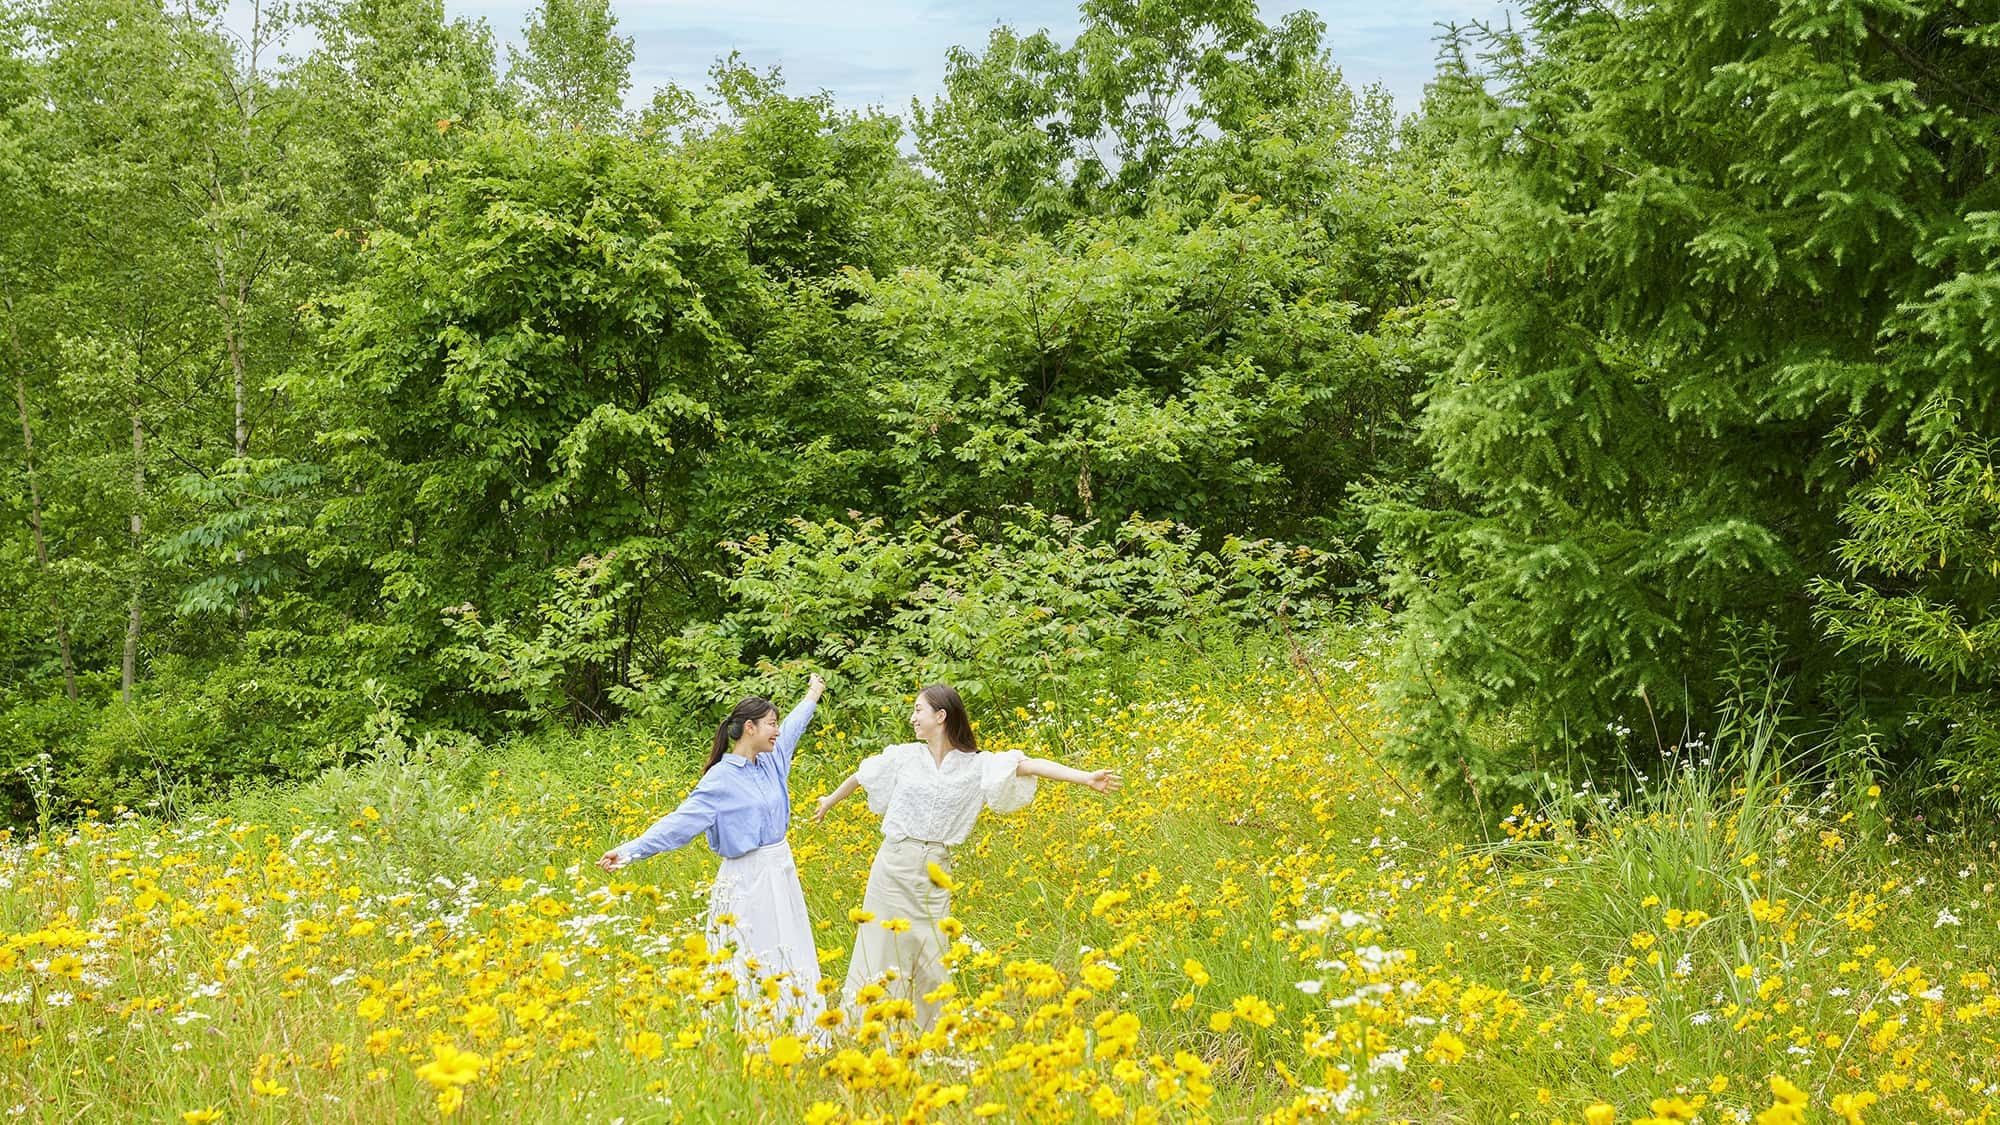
706;838;824;1036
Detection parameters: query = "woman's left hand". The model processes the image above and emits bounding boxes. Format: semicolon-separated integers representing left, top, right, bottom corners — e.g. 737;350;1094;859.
597;849;624;872
1086;769;1123;794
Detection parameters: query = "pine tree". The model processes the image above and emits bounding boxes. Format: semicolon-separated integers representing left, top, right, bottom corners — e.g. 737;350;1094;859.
1373;0;2000;809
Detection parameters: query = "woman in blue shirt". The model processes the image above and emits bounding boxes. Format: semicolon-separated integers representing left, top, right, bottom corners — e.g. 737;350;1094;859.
598;674;826;1034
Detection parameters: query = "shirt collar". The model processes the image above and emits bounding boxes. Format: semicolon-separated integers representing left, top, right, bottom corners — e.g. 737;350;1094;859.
721;754;752;769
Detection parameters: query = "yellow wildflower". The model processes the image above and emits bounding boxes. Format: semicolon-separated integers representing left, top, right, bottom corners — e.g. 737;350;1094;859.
623;1031;664;1061
1831;1091;1878;1124
414;1043;484;1090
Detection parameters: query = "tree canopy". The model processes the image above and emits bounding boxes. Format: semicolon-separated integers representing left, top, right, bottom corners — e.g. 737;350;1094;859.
4;0;1996;824
1372;0;2000;810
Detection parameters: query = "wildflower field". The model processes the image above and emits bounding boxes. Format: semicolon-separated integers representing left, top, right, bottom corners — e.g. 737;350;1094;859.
3;637;1996;1123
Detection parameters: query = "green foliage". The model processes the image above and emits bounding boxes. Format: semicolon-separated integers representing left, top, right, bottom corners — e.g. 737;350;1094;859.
684;57;933;279
0;0;1451;824
307;122;764;723
0;649;369;823
0;692;94;828
507;0;633;130
853;201;1438;551
1373;0;2000;810
0;0;512;820
223;687;534;881
1526;666;1810;936
443;552;637;726
1813;398;2000;808
914;0;1335;232
159;457;326;616
641;508;1334;728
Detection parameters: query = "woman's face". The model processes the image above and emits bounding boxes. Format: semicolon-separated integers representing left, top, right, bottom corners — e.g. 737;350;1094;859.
910;696;945;741
742;711;781;754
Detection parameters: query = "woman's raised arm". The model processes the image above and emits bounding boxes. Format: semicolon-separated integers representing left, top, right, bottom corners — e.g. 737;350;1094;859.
771;673;828;772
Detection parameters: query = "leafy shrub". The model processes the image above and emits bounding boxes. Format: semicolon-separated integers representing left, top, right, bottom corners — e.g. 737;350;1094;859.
631;508;1338;726
0;632;382;826
1811;399;2000;811
442;553;638;726
221;686;533;882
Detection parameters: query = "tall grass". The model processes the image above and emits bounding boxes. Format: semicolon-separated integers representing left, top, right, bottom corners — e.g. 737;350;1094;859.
1;624;1993;1123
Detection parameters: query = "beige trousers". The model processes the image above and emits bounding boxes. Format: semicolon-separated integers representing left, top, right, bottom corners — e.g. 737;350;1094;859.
841;837;953;1031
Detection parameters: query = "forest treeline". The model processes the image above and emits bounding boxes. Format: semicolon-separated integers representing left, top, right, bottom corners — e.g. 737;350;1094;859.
1;0;1994;825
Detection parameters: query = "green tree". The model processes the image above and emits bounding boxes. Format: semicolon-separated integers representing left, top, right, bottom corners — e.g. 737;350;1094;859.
913;0;1333;233
307;125;764;726
651;60;946;545
1371;0;2000;810
685;56;936;279
1;4;78;701
162;0;507;619
853;201;1431;552
0;0;509;816
507;0;633;131
296;0;508;229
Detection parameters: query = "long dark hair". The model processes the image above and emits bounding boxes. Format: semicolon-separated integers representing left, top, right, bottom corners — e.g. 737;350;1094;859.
919;683;978;753
704;696;777;773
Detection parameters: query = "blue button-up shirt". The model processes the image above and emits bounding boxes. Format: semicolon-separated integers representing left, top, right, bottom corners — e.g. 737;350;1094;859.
617;697;817;862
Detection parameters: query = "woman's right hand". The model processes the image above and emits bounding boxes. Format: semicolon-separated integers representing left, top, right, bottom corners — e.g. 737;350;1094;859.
597;849;624;872
812;795;835;824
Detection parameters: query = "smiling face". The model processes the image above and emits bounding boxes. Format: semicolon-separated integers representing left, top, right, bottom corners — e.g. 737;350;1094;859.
913;683;977;752
740;711;781;755
910;695;947;743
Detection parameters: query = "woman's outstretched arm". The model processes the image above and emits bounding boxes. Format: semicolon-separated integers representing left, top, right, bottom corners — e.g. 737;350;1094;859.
598;781;721;871
1017;757;1122;793
813;774;860;823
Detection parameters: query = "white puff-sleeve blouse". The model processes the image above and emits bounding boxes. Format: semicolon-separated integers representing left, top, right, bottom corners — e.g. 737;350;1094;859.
852;743;1039;845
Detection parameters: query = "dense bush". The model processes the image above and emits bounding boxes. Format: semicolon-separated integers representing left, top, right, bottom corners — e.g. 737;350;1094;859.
448;507;1336;729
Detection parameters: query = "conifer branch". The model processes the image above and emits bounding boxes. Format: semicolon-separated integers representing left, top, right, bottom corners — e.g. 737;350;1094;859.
1861;16;2000;118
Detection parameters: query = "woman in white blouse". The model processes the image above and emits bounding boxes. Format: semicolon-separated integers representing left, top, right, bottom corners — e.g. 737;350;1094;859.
813;683;1120;1032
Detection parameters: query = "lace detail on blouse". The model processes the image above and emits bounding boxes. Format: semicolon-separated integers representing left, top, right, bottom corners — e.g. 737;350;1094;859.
852;743;1038;845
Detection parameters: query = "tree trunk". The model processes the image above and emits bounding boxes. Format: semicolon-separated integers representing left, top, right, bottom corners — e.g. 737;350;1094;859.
210;149;253;620
123;399;145;704
6;301;78;699
223;268;250;623
228;285;247;463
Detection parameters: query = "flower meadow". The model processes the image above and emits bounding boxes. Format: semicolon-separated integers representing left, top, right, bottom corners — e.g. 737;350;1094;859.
2;643;1997;1123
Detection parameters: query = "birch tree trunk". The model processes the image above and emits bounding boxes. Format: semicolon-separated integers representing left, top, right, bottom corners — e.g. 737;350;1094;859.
5;299;78;699
123;396;145;704
218;243;250;626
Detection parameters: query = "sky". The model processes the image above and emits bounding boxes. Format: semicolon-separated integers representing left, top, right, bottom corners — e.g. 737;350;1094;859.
439;0;1521;120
